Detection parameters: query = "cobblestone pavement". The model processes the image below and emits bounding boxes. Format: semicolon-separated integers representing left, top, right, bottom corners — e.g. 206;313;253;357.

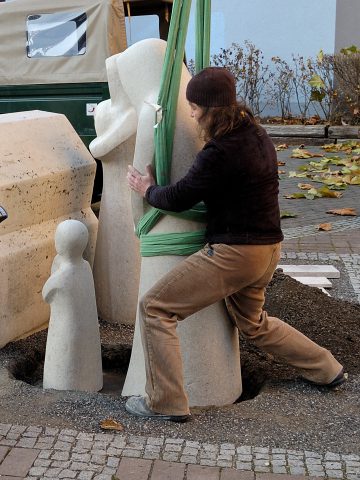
0;424;359;480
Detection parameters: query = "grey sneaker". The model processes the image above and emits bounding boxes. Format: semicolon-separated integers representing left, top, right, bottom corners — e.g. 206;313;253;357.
125;396;190;423
304;368;347;389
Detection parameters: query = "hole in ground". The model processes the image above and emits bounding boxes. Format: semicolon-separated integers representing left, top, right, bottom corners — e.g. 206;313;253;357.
8;342;265;402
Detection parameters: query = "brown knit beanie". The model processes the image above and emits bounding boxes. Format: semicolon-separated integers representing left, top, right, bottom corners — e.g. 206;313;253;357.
186;67;237;107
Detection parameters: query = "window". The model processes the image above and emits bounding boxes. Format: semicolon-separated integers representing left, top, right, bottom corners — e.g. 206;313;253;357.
26;11;87;58
125;15;159;47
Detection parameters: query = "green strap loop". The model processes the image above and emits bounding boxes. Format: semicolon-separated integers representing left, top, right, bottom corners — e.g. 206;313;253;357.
136;0;211;256
195;0;211;72
139;230;206;257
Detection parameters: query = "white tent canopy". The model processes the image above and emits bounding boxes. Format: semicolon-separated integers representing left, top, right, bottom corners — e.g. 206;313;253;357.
0;0;127;85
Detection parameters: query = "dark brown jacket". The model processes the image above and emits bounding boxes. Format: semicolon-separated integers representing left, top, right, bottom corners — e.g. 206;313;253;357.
145;123;283;245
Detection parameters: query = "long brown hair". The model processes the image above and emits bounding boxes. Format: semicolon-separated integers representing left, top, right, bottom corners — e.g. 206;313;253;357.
198;102;258;141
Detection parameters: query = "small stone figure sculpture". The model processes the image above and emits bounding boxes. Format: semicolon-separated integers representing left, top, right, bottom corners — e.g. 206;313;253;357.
42;220;103;392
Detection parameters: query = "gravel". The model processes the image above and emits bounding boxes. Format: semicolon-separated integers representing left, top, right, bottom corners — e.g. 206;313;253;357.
0;271;359;455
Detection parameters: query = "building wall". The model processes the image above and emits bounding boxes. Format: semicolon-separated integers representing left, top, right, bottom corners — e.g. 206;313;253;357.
335;0;360;52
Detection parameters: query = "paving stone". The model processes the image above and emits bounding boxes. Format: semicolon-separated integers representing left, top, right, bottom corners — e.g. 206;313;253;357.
44;467;62;477
256;474;307;480
326;469;344;478
253;448;269;454
236;447;252;454
33;458;51;467
200;459;217;467
289;466;306;475
162;452;180;462
186;441;200;448
0;425;12;435
165;444;182;452
116;457;152;480
17;438;37;448
147;437;164;446
217;460;233;468
180;455;197;464
151;459;185;479
101;466;117;475
52;460;71;468
53;441;72;451
183;447;199;456
218;454;234;462
107;447;123;456
122;449;142;458
58;469;77;478
220;469;255;479
78;472;95;480
107;457;120;468
0;446;9;462
91;455;107;465
28;466;47;476
325;452;342;461
0;447;39;477
165;438;184;445
221;443;236;450
143;451;161;460
187;464;220;480
71;461;91;470
272;466;288;474
236;462;253;470
325;462;343;469
237;455;252;462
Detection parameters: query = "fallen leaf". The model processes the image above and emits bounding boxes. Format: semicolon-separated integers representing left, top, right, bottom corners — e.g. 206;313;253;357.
291;148;324;159
298;183;313;190
278;169;286;174
284;192;307;199
100;418;124;431
276;144;288;151
326;208;357;216
318;223;332;231
280;211;297;218
277;161;286;166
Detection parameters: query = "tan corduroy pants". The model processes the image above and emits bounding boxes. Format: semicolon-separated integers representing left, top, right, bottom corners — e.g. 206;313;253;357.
139;243;343;416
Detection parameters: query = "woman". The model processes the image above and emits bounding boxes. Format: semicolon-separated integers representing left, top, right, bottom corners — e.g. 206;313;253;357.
126;67;344;422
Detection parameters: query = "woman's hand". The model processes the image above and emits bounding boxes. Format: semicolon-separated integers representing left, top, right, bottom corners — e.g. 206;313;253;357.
127;164;156;197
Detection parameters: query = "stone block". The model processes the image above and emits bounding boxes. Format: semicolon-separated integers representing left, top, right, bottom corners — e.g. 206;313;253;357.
0;110;97;347
278;264;340;278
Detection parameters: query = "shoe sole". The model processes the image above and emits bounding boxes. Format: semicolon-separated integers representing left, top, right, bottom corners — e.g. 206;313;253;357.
125;404;190;423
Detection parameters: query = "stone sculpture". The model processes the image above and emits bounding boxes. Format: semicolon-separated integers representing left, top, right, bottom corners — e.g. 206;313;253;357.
94;38;242;407
89;56;140;325
0;111;97;348
42;220;103;392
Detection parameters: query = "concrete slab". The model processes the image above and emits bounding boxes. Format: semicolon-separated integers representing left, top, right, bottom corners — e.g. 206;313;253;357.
278;265;340;278
292;276;333;288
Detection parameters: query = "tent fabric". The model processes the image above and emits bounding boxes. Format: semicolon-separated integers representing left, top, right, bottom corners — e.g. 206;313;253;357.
0;0;126;85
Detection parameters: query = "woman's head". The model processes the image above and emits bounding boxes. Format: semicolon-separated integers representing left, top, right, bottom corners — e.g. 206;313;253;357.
186;67;237;108
186;66;256;140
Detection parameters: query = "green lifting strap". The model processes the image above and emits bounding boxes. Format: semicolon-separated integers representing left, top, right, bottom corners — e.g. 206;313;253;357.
136;0;211;257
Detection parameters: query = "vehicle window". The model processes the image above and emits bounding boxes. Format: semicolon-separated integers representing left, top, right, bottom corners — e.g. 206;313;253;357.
125;15;159;46
26;12;87;58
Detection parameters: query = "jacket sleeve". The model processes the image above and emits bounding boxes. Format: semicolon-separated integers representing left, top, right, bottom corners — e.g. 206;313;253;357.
145;144;221;212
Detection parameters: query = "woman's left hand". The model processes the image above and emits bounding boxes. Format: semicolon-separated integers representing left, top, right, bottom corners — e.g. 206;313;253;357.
127;164;156;197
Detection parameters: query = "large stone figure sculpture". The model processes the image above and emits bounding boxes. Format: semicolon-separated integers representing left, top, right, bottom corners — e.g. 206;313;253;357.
94;38;242;407
42;220;103;392
0;111;97;348
89;56;140;325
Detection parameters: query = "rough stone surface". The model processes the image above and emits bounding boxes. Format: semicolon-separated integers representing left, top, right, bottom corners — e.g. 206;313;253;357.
42;220;102;392
116;38;242;407
0;110;97;347
89;56;140;325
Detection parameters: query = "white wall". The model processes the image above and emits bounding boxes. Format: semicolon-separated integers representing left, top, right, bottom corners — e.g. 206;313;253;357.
186;0;337;62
